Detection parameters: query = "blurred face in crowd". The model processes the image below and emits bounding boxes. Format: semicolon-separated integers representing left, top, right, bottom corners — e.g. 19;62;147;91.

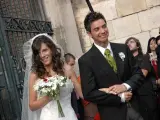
67;58;75;67
150;39;157;51
127;39;138;52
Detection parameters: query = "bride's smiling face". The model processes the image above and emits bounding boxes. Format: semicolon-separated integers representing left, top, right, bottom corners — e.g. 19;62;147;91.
39;43;53;66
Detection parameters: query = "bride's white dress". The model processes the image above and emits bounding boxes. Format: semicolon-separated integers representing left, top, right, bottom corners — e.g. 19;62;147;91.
37;77;78;120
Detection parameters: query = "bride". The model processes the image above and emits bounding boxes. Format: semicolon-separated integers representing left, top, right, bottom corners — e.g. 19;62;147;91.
21;33;83;120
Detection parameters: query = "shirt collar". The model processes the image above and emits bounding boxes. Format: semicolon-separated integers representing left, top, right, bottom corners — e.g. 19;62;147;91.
94;42;113;56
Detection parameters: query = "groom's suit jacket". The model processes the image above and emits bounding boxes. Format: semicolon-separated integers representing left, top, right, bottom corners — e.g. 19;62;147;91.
78;43;144;120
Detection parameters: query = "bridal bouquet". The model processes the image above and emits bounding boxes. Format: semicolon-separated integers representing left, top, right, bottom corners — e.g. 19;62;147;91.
34;75;67;117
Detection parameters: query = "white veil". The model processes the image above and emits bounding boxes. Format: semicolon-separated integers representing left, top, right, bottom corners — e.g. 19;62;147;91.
21;33;64;120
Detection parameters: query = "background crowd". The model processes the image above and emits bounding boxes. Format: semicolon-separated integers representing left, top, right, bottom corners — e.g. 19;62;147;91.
66;35;160;120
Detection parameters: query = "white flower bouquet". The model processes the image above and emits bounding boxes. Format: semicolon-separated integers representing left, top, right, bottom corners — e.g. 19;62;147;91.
34;75;67;117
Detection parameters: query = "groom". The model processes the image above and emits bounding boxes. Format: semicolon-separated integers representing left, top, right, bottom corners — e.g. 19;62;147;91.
78;12;144;120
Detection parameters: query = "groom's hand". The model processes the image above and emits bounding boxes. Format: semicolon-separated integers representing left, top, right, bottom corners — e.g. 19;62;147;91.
118;91;132;102
108;84;127;94
124;92;132;102
99;88;117;95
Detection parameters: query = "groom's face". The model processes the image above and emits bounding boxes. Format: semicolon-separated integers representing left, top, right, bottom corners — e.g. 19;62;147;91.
88;19;109;44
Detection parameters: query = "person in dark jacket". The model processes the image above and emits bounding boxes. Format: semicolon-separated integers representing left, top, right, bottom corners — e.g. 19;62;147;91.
79;12;144;120
125;37;158;120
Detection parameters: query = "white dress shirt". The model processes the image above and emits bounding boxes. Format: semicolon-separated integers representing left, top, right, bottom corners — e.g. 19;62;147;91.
94;42;113;57
94;42;131;102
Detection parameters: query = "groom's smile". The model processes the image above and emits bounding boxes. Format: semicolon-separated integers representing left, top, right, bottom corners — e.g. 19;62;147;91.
88;19;109;46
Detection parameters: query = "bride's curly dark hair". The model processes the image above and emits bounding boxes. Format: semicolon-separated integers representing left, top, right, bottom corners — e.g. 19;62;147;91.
31;35;64;78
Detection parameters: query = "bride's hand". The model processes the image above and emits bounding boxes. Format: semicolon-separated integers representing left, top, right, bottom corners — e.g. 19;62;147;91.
99;88;117;95
45;96;52;102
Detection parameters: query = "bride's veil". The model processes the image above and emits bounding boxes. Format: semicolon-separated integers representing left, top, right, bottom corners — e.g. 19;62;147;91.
21;33;64;120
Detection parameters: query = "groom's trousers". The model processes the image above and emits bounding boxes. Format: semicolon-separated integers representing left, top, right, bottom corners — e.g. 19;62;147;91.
127;105;143;120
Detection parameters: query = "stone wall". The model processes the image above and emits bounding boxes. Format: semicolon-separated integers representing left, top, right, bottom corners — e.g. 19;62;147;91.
42;0;83;75
42;0;83;57
72;0;160;53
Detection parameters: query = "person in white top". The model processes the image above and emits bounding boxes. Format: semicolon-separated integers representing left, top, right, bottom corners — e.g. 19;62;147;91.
21;33;83;120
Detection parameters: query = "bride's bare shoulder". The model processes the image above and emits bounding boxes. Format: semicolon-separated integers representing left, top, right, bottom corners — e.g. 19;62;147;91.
29;71;38;82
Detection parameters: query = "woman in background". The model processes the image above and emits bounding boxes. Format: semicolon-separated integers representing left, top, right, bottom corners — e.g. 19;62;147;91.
146;37;160;120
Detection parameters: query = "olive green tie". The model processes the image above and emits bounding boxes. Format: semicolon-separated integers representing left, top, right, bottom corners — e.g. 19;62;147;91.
104;49;117;73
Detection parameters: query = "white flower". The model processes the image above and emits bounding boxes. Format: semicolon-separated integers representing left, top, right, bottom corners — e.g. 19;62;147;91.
41;88;47;93
33;75;67;117
52;84;57;90
54;79;59;84
46;82;52;87
34;75;67;99
33;85;39;91
59;76;65;80
118;52;125;61
59;82;64;87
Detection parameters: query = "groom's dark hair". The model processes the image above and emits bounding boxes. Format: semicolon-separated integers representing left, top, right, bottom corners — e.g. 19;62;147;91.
84;12;106;32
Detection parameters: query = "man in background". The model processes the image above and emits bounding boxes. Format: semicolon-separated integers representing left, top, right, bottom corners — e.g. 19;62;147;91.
125;37;158;120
